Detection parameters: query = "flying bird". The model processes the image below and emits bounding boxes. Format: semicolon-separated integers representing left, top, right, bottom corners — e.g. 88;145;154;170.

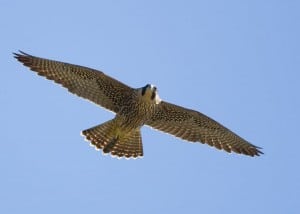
14;51;263;158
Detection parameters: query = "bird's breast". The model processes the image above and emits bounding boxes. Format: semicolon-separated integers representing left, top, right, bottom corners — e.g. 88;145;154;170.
117;99;157;129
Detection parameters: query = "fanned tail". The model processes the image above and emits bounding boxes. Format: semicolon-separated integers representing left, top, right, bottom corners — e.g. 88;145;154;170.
81;120;143;159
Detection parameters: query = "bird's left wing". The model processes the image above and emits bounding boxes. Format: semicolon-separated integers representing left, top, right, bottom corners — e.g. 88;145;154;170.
14;51;133;113
146;101;263;157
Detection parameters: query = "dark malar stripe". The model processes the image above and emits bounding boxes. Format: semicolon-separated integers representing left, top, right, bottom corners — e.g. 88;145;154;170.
142;84;150;96
151;91;156;100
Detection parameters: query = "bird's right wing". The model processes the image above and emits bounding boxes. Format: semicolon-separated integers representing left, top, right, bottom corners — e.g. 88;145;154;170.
146;101;263;157
14;51;133;113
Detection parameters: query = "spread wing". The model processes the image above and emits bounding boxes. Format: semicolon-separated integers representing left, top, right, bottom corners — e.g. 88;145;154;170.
146;101;263;156
14;51;133;113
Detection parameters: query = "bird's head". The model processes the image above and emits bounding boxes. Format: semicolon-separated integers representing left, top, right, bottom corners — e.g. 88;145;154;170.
138;84;161;104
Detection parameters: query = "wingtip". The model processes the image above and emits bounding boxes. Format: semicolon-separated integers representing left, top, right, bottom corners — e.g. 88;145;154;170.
13;50;31;58
250;146;264;157
13;51;20;58
228;144;263;157
256;148;264;156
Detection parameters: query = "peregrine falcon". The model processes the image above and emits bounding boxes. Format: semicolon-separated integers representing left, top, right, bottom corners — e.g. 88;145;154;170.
14;51;263;158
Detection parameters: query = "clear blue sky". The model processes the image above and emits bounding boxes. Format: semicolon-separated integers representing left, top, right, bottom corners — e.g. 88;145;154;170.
1;1;299;213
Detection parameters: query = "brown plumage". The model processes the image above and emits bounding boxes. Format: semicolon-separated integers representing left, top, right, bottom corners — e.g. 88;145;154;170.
14;51;263;158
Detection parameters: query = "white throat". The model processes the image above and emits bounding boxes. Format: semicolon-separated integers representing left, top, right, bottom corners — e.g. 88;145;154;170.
154;94;162;104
